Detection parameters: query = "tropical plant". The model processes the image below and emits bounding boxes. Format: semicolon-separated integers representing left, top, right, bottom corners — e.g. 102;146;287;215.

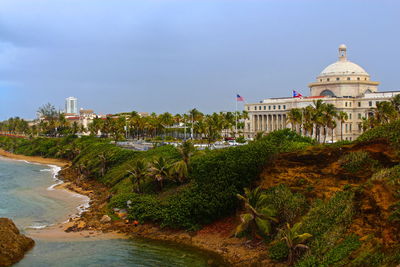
235;187;278;238
278;222;312;265
150;156;171;190
127;159;149;193
337;111;348;141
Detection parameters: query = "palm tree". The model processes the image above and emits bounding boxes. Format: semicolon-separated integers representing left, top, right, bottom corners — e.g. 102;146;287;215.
278;222;312;265
235;187;278;238
322;104;337;143
170;140;196;183
374;101;397;124
150;156;171;190
127;159;149;193
391;94;400;113
337;111;348;141
287;108;302;133
327;119;337;143
302;106;314;137
312;100;326;142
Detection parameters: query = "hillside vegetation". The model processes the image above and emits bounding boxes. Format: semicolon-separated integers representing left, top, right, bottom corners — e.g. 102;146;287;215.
1;123;400;266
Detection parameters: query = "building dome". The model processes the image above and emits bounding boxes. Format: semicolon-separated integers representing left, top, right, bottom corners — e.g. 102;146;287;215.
319;61;369;76
318;44;369;77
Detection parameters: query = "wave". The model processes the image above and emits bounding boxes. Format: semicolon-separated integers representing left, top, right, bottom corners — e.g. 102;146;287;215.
27;222;53;230
45;164;91;219
46;165;63;191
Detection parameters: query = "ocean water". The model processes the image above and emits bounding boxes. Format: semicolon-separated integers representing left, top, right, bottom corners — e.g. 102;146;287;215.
0;157;216;266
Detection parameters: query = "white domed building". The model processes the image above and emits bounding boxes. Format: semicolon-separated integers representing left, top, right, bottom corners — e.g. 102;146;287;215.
244;45;399;141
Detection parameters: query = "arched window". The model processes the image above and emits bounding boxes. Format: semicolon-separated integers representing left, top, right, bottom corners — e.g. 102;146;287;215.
320;90;336;97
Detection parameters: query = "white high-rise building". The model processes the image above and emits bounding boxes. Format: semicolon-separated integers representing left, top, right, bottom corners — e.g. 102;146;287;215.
65;97;78;114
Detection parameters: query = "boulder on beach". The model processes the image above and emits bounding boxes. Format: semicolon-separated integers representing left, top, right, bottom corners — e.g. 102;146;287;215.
0;218;35;267
100;215;111;223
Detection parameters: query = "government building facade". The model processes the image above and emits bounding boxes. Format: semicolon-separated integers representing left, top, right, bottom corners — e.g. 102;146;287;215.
244;45;400;141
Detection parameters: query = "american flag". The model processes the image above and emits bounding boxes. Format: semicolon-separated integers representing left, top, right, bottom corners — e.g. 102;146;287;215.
236;94;244;101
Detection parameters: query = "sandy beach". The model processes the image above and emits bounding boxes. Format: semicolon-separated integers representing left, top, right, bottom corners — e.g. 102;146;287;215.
0;149;69;167
0;149;125;241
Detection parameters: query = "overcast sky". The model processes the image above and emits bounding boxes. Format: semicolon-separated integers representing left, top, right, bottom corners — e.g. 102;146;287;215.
0;0;399;120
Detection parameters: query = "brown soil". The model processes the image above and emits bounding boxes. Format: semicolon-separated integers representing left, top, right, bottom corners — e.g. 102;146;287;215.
259;139;400;248
0;218;35;267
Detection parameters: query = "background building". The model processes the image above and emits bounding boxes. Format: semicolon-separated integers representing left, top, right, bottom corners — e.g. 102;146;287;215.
245;45;400;141
65;97;78;114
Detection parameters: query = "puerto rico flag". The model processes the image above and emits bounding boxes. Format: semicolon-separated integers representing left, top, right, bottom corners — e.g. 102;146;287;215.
236;94;244;101
293;90;303;98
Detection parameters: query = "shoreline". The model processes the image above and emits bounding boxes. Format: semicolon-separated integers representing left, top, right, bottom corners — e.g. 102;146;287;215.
1;149;272;266
0;150;123;241
0;149;69;167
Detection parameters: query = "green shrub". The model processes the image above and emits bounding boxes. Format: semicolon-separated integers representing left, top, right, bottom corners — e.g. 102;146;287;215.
264;184;308;225
338;151;380;174
269;241;289;262
126;194;165;223
301;191;354;240
357;120;400;147
108;193;138;209
320;235;361;266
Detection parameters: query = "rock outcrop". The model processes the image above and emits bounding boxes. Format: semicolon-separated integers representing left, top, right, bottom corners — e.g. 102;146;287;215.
0;218;34;267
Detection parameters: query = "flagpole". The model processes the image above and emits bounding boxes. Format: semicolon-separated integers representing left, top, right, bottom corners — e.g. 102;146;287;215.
235;95;238;138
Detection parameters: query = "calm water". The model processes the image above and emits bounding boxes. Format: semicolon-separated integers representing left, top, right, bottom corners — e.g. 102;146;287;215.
0;157;216;266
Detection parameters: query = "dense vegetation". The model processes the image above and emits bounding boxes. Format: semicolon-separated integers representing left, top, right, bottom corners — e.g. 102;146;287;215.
3;118;400;266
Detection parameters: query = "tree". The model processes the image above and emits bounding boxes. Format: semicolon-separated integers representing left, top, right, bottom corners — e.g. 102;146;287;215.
235;187;278;238
37;103;58;120
278;223;312;265
287;108;302;133
391;94;400;113
127;159;149;193
170;141;196;183
150;156;171;190
374;101;397;124
322;103;337;143
337;111;348;141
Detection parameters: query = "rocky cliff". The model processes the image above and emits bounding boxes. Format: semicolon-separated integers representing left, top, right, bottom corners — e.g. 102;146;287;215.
0;218;34;267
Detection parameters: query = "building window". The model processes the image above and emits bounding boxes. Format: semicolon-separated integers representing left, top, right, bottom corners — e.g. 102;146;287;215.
365;78;367;80
269;106;271;110
376;101;379;105
254;106;257;110
358;123;362;132
358;102;361;107
247;106;250;111
369;101;372;107
283;105;286;109
345;102;348;107
358;113;361;119
357;77;360;81
278;105;281;110
336;77;340;81
259;106;262;110
320;79;322;82
349;102;352;107
327;78;330;81
345;124;348;133
349;113;352;119
349;124;352;131
264;106;266;110
347;77;351;80
273;105;276;110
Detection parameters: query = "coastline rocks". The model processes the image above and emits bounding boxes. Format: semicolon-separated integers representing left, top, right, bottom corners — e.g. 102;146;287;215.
0;218;35;267
100;215;111;223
